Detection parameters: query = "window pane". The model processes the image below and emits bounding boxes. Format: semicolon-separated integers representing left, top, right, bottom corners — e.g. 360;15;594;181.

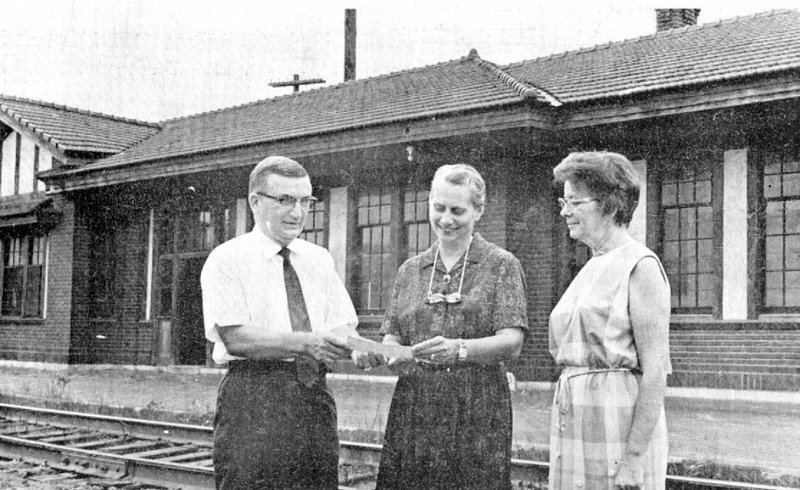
765;271;783;306
664;209;679;239
786;200;800;233
680;208;696;239
785;271;800;306
662;242;679;273
680;274;697;308
695;180;711;203
697;273;714;307
764;174;781;198
785;235;800;270
678;181;694;204
782;172;800;197
765;201;783;235
697;206;713;239
681;241;697;273
1;267;23;316
697;239;713;273
765;236;783;271
786;158;800;173
24;265;43;317
661;183;677;206
764;153;782;174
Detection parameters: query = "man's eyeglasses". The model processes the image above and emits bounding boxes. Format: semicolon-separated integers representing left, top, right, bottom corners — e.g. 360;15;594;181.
256;192;318;210
558;197;597;210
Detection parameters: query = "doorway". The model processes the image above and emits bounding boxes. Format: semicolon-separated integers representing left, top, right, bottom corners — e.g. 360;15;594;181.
174;256;208;365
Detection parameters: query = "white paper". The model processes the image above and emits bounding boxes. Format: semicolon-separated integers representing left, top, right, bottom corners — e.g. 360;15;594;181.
347;336;414;360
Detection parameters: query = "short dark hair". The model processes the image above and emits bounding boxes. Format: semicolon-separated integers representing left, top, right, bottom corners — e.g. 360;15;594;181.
248;156;308;193
553;151;640;226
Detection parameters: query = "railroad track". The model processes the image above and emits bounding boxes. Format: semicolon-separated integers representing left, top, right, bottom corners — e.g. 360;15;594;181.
0;403;794;490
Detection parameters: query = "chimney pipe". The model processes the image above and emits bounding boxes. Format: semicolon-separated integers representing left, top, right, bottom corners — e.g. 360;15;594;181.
656;9;700;31
344;9;356;81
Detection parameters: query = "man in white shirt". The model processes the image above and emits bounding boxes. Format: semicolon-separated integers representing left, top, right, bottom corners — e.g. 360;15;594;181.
201;155;356;489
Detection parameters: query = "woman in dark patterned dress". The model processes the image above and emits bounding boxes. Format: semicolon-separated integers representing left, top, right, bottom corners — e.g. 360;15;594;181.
374;163;528;490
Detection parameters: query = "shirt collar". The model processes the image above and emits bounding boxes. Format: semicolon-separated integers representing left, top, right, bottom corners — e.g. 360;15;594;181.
421;232;488;269
248;227;306;258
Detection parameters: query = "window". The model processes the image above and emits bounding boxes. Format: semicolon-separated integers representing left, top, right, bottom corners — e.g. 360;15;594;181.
355;183;433;313
660;160;714;312
2;234;45;317
300;192;327;247
156;202;237;317
762;148;800;310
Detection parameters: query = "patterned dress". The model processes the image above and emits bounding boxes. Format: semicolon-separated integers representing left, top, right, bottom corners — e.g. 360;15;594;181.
549;238;671;490
377;233;528;490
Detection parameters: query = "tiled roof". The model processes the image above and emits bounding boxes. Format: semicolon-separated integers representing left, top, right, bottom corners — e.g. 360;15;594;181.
0;96;161;155
502;9;800;103
87;52;550;169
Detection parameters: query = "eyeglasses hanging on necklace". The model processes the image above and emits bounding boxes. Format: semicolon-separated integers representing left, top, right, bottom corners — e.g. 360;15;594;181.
425;236;473;305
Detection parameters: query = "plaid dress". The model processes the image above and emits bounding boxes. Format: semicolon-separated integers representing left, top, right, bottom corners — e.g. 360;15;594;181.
549;238;671;490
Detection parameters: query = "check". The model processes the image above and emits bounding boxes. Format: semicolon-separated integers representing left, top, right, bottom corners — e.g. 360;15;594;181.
347;336;414;360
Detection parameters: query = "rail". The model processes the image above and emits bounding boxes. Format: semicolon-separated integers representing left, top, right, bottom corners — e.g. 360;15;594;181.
0;404;795;490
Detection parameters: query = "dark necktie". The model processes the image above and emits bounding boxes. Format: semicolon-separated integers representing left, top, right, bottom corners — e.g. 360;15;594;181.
278;247;321;387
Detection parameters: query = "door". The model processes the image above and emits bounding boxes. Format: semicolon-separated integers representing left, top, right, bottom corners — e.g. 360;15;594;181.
174;256;208;365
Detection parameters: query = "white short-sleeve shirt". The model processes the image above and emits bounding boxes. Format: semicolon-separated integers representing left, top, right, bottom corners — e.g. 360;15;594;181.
200;228;358;364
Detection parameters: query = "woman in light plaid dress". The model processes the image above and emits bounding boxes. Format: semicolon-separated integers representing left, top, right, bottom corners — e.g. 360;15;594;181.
549;152;671;490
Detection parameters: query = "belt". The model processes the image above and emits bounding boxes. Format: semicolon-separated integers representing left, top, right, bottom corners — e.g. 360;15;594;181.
555;366;632;431
414;361;483;373
227;359;328;376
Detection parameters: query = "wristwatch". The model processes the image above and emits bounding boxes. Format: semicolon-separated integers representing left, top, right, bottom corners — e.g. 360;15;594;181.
457;338;468;362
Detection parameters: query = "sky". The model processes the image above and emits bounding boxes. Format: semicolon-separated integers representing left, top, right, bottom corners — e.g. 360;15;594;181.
1;0;798;122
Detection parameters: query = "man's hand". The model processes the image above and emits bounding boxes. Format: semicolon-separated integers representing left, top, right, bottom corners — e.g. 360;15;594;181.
301;332;351;366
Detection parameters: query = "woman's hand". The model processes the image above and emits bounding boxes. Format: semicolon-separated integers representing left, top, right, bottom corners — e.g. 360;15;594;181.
351;350;384;370
612;455;644;489
386;356;416;376
412;336;458;364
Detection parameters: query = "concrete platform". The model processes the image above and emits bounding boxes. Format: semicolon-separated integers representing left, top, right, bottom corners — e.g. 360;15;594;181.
0;361;798;477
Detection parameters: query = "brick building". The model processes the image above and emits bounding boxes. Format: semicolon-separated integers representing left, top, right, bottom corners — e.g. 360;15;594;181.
1;9;799;389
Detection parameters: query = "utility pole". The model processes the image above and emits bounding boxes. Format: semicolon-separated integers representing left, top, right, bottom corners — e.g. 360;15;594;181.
344;9;356;81
269;74;325;93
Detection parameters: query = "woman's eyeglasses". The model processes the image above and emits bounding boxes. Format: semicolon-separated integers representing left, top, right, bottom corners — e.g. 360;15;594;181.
424;237;473;305
557;197;596;210
425;292;462;304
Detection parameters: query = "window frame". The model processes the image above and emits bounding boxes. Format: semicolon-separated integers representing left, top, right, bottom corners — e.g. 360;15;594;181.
351;176;434;315
1;233;46;319
755;144;800;314
655;152;722;317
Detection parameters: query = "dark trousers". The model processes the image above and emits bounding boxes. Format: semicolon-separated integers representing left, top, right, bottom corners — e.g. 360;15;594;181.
213;360;338;489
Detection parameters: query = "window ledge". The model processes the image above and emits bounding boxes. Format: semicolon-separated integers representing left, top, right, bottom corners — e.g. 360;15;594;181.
0;317;44;325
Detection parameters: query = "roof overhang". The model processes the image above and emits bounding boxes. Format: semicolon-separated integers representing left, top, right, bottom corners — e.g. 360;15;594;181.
0;194;62;230
41;104;554;192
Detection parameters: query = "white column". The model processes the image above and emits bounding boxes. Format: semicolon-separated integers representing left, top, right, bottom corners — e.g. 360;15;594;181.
235;198;249;236
628;159;647;245
723;149;748;319
145;209;155;321
327;187;349;282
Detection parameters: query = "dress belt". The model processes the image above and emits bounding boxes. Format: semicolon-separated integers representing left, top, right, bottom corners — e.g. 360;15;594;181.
555;366;632;432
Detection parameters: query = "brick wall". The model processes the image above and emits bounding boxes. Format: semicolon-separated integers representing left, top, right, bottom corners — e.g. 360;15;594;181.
504;149;560;382
0;194;75;362
668;325;800;391
69;194;154;365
